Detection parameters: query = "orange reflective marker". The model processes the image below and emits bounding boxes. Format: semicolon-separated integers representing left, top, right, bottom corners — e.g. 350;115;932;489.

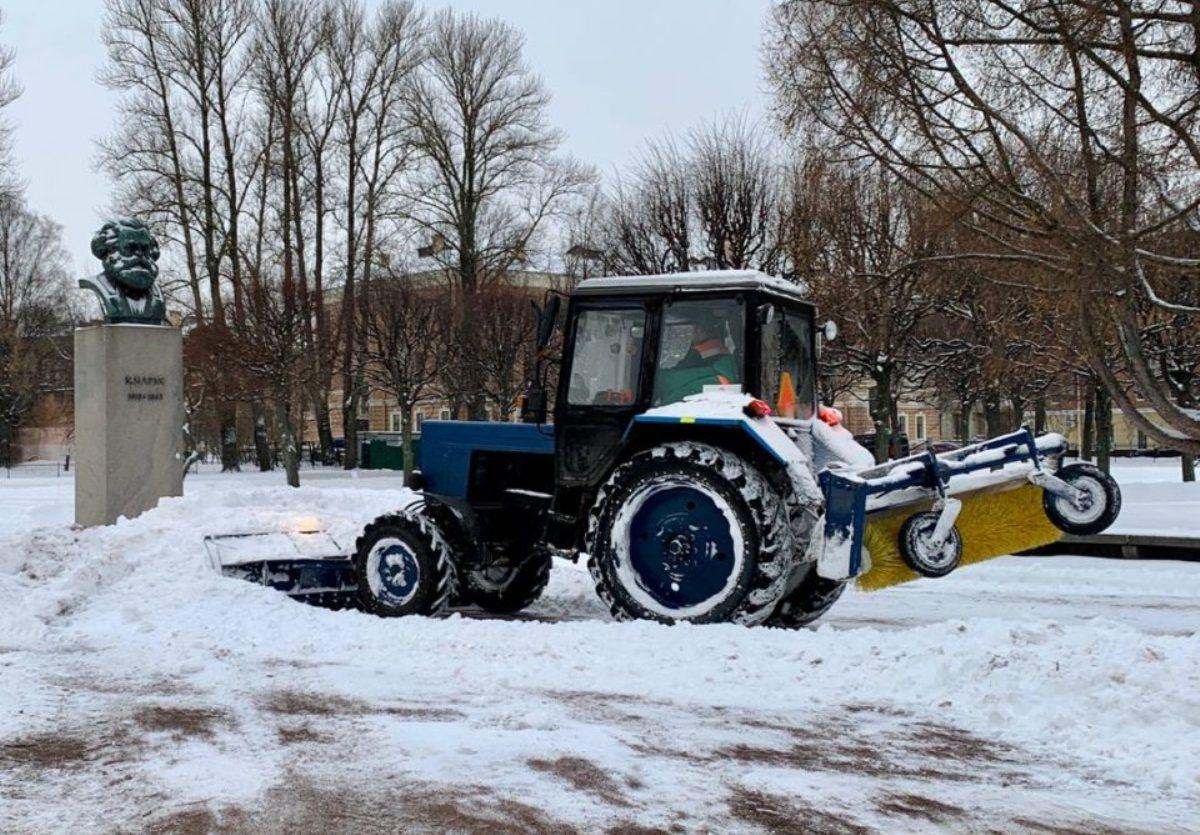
777;371;797;419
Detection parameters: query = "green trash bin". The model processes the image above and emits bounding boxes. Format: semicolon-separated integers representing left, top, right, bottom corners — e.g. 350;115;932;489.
361;437;420;471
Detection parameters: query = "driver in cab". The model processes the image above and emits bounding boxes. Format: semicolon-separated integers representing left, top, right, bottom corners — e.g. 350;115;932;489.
656;309;739;404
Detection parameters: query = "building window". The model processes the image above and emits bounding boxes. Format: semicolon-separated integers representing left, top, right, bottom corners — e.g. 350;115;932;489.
897;414;909;437
414;412;425;433
389;411;402;432
915;414;926;441
440;409;451;420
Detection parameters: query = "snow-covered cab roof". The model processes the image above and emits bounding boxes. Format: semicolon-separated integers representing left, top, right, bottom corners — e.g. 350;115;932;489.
572;270;810;304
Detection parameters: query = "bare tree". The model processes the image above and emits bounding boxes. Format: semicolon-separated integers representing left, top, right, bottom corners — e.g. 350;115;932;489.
0;199;73;465
230;276;314;486
100;0;257;470
601;117;788;276
331;0;424;465
0;10;21;200
603;138;693;275
297;1;344;462
406;10;590;293
472;284;536;420
360;274;447;481
690;117;785;273
405;10;591;419
767;0;1200;454
794;162;947;461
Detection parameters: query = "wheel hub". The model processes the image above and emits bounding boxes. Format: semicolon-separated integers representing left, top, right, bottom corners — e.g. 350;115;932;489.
368;539;421;606
1056;476;1105;525
622;480;742;612
664;530;696;562
914;524;955;567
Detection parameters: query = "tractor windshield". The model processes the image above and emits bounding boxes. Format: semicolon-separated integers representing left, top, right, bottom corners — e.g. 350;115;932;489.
652;297;745;405
761;306;816;420
566;308;647;406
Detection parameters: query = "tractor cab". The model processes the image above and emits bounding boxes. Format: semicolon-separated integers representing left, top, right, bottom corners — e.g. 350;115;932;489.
553;271;820;489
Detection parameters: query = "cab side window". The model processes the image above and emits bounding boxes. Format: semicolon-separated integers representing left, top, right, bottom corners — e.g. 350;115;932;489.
761;310;816;420
566;309;646;406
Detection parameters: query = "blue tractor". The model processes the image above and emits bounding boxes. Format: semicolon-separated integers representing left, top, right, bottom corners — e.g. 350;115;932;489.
353;271;1120;626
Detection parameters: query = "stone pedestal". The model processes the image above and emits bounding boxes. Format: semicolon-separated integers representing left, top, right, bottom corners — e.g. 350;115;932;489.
74;323;184;526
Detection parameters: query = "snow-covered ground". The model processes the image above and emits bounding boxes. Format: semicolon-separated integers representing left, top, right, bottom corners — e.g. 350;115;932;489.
0;462;1197;832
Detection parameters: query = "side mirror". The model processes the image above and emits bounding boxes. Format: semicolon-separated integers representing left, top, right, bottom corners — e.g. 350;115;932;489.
757;303;776;325
822;320;838;343
534;295;561;350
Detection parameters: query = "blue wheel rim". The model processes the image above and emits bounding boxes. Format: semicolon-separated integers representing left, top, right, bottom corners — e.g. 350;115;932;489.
624;482;739;612
368;539;421;606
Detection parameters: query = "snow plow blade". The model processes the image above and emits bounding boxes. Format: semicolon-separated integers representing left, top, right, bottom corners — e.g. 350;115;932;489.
203;530;357;607
815;429;1120;591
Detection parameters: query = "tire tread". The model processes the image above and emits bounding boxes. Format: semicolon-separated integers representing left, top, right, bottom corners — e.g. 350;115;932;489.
354;503;456;617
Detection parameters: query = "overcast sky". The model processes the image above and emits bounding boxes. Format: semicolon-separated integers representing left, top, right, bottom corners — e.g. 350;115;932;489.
4;0;774;271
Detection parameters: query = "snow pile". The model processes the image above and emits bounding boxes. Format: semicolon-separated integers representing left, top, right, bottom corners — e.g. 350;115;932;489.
0;487;406;655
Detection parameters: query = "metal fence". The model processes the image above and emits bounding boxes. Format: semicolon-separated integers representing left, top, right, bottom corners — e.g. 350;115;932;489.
3;460;69;479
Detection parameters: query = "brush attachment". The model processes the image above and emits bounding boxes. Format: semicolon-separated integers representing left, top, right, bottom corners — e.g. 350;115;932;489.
856;484;1063;592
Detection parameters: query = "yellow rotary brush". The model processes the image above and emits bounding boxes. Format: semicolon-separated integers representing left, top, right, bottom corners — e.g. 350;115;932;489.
856;484;1064;593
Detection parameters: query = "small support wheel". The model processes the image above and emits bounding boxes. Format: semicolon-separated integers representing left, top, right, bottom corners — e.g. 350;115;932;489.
898;511;963;578
1043;463;1121;536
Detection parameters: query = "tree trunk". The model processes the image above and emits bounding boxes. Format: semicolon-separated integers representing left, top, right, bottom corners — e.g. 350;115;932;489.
276;397;300;488
469;393;488;422
252;409;273;472
343;393;360;469
1182;452;1196;483
219;403;240;472
983;392;1003;438
400;402;415;484
1081;383;1096;461
1008;396;1026;431
869;372;892;464
956;397;975;443
1034;397;1047;435
310;388;334;463
1094;381;1112;475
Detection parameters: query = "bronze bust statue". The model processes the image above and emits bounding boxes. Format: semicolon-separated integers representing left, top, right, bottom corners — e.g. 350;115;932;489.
80;219;168;325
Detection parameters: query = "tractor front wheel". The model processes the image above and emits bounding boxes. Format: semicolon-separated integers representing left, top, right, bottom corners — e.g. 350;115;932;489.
354;509;456;618
586;442;794;626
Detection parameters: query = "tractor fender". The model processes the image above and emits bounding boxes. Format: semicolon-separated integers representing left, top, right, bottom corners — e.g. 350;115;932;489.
633;390;824;510
401;492;487;569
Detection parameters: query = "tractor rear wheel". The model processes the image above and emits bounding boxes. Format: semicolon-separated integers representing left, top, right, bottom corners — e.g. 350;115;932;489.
459;554;552;614
354;508;455;618
586;442;795;626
